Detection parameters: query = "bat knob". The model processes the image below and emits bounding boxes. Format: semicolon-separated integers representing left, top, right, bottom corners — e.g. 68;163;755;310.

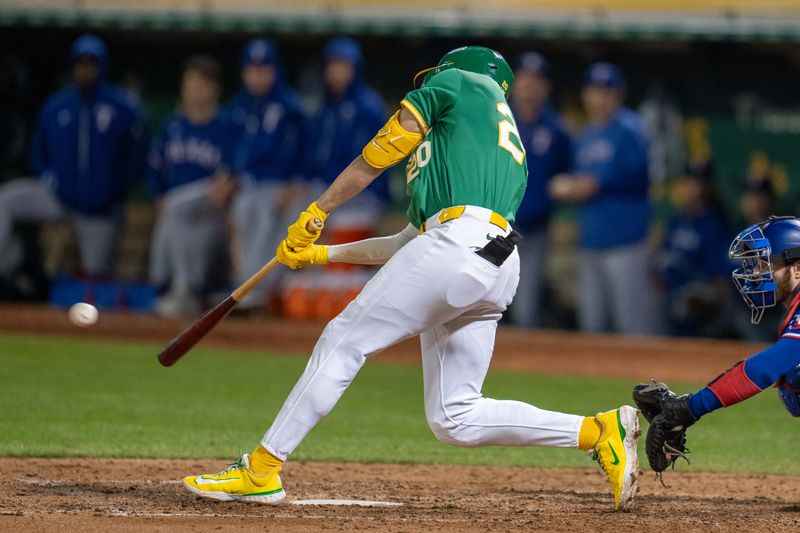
309;217;324;233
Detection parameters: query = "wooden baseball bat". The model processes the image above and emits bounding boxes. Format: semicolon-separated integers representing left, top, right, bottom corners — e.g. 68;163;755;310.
157;218;323;367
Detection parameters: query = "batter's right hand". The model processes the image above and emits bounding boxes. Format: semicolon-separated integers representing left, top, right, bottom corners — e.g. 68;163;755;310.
285;202;328;250
276;241;329;270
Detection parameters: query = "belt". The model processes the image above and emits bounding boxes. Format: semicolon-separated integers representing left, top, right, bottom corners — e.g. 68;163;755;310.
420;206;509;234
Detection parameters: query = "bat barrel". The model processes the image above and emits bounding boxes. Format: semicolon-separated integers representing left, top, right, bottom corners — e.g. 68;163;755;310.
156;218;322;367
157;295;238;366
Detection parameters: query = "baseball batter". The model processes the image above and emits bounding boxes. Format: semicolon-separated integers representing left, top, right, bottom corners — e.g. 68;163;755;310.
183;47;641;511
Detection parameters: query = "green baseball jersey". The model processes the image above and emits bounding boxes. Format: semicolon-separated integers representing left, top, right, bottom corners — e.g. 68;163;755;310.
401;68;528;228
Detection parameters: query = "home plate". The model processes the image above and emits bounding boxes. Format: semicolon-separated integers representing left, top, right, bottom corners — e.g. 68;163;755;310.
290;499;402;507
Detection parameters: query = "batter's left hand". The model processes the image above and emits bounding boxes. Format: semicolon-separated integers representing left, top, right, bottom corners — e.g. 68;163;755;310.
285;202;328;250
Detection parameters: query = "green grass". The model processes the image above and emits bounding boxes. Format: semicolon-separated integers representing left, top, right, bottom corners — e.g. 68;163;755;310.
0;331;796;474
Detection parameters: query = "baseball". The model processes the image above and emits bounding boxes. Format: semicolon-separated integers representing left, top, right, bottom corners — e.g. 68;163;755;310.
68;302;98;327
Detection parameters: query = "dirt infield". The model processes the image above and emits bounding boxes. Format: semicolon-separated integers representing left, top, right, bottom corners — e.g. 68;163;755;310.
2;304;797;531
1;458;799;532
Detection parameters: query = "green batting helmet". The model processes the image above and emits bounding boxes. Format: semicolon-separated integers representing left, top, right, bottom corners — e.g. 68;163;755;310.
415;46;514;99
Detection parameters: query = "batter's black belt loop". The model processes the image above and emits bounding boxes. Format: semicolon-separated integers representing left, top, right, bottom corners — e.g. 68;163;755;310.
474;230;523;267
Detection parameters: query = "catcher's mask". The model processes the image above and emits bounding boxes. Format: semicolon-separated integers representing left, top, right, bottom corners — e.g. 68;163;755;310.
729;215;800;324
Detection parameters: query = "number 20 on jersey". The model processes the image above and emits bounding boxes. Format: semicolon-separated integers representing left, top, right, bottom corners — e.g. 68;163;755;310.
406;102;526;183
497;102;525;165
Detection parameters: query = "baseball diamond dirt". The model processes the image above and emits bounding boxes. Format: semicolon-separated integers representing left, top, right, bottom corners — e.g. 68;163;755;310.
1;304;799;531
2;459;799;531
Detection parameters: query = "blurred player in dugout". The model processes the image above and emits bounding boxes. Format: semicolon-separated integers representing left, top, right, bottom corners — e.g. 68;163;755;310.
507;52;572;328
224;39;310;312
308;37;389;243
0;34;146;282
550;62;653;335
656;162;732;337
147;55;234;317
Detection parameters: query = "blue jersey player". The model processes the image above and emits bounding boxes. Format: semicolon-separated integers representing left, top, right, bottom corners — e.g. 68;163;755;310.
0;34;146;279
549;62;652;335
308;37;388;241
507;51;571;328
225;39;310;311
147;55;233;316
635;216;800;472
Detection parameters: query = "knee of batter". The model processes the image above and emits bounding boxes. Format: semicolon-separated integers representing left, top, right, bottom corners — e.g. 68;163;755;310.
425;400;482;448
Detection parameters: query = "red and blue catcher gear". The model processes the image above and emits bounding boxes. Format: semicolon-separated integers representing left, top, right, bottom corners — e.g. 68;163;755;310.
688;251;800;420
729;216;800;324
778;364;800;417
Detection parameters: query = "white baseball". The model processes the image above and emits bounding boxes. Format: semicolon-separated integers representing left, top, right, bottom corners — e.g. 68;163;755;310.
68;302;98;327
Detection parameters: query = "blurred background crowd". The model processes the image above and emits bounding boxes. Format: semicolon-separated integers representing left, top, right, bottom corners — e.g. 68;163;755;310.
2;0;800;341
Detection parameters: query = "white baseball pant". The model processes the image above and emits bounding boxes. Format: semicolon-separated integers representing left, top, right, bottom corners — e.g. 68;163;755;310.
262;206;583;460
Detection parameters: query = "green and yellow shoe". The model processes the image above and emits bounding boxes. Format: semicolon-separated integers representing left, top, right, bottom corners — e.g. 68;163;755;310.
183;454;286;504
593;406;641;511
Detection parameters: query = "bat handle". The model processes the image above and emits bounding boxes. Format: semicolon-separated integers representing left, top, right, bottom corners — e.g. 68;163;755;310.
230;217;324;303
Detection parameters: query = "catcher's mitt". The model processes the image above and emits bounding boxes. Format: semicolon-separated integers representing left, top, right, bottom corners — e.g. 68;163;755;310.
632;381;695;483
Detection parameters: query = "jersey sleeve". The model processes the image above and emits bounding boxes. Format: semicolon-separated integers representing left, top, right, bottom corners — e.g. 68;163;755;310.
401;69;462;134
781;311;800;340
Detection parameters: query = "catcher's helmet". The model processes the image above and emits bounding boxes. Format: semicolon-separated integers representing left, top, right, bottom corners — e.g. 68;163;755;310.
415;46;514;99
729;215;800;324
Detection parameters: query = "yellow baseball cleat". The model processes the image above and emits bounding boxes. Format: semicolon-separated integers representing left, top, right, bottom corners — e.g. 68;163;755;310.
593;405;641;511
183;454;286;504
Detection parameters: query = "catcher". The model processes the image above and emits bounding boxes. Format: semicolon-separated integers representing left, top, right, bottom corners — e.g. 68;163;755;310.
634;215;800;475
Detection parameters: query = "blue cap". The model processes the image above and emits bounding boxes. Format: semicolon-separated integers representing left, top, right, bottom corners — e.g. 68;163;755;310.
584;62;625;89
70;34;107;65
241;39;279;67
323;37;362;67
513;52;550;79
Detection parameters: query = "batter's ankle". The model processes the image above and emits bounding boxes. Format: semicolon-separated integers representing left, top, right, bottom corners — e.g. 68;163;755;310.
250;444;283;476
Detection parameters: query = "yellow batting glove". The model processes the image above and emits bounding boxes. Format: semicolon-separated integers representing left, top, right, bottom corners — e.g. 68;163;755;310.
285;202;328;250
276;241;329;270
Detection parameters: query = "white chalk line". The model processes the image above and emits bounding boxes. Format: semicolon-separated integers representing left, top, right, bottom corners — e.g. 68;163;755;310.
291;499;402;507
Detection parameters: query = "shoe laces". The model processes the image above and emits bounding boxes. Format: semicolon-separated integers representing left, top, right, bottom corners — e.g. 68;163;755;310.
591;450;610;476
215;455;247;476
